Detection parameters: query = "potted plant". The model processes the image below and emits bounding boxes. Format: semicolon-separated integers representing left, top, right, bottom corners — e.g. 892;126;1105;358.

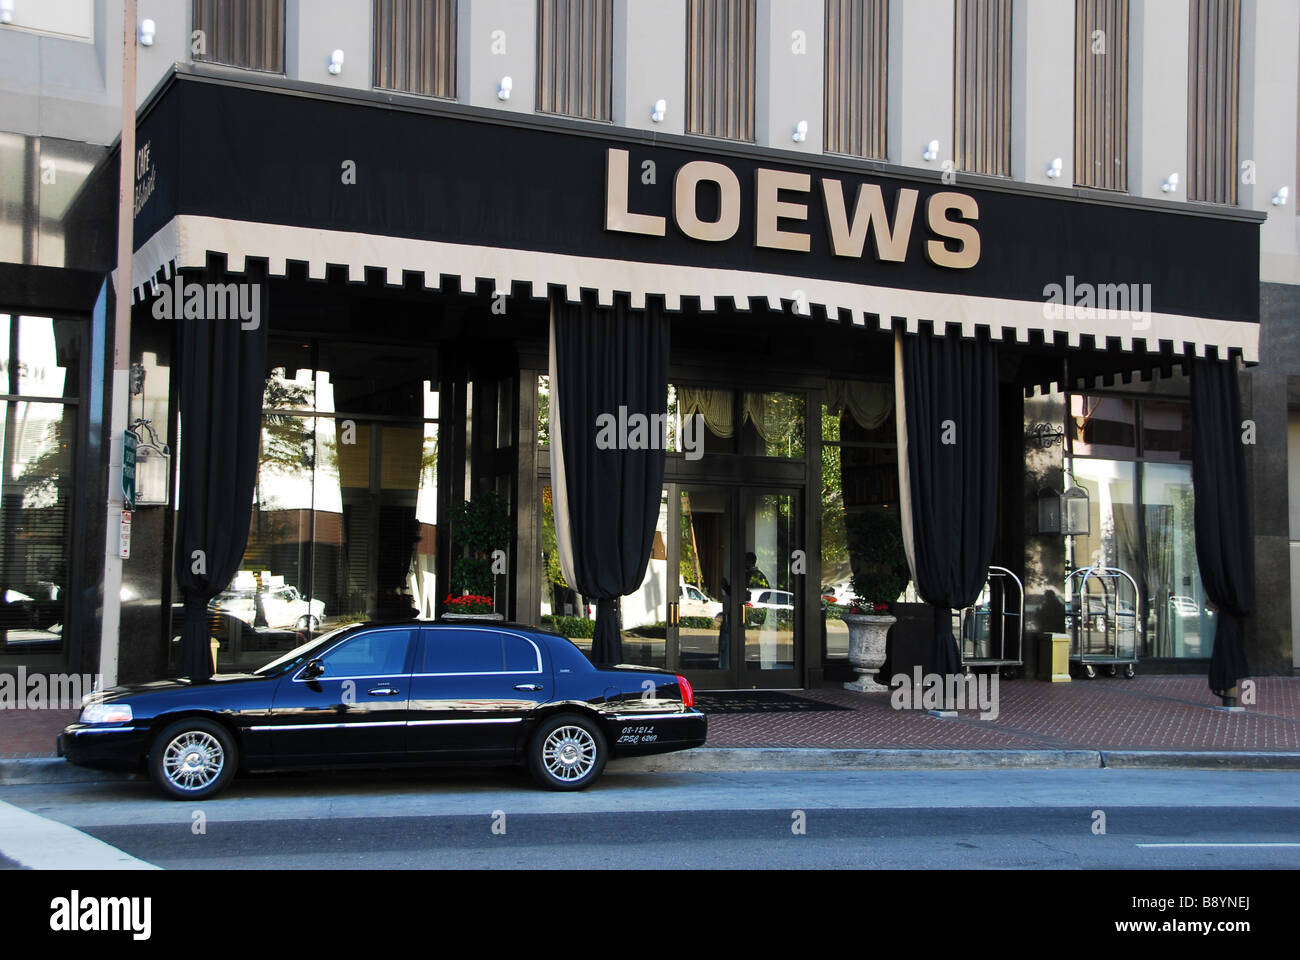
842;508;909;692
442;593;503;621
446;490;510;619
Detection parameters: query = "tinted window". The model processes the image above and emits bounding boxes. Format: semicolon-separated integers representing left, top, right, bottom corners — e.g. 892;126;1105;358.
422;629;504;673
504;635;541;673
319;629;411;676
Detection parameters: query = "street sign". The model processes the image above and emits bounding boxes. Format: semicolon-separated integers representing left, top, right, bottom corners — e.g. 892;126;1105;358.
122;429;137;510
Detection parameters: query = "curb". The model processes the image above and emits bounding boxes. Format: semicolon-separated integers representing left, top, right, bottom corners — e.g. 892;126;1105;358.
6;749;1300;785
1099;750;1300;770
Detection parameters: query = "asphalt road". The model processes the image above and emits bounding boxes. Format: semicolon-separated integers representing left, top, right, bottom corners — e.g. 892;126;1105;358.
2;767;1299;869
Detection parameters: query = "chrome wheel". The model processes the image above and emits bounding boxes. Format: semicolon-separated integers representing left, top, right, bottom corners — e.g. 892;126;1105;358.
161;730;225;792
542;725;598;782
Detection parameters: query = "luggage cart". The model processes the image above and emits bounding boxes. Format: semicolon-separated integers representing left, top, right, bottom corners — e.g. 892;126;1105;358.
1064;565;1141;678
953;566;1025;678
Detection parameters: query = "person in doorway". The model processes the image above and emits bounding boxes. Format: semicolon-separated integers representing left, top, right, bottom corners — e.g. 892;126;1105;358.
744;552;770;590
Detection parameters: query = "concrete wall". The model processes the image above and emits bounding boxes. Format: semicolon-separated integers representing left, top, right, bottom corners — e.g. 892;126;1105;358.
1128;0;1189;200
887;0;955;173
613;0;686;134
755;0;824;153
456;0;536;113
1011;0;1074;185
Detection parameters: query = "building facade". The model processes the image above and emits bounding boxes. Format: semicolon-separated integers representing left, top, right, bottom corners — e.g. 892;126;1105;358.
0;0;1295;692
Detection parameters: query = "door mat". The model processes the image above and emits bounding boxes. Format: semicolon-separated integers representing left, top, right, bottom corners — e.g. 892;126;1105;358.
694;691;853;714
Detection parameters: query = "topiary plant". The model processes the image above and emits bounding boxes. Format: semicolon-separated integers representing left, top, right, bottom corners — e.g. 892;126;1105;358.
845;508;909;611
449;490;511;599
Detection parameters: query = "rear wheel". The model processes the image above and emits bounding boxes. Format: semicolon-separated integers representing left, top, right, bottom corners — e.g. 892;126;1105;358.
148;718;237;800
527;713;607;791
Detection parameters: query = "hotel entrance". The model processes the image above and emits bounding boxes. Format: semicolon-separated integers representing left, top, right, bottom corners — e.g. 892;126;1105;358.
655;484;802;690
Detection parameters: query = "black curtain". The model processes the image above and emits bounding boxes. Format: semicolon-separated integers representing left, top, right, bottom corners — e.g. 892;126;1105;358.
173;266;269;680
899;331;1000;679
1189;356;1252;699
553;293;668;666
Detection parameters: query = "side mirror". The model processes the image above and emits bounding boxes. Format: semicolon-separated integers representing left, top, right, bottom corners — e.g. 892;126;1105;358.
301;658;325;680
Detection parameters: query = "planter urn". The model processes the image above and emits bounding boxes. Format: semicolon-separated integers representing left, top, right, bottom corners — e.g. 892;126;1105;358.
842;612;897;693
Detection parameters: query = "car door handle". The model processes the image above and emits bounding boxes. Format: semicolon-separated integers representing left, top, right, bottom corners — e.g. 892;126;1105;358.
368;687;403;696
514;683;542;691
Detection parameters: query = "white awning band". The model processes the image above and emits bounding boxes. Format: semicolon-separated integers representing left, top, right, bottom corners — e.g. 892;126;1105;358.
115;215;1260;362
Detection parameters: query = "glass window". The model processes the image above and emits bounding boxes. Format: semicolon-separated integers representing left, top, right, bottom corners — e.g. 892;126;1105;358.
741;392;805;458
1;315;80;398
1141;400;1193;462
320;628;411;676
503;634;541;672
373;0;456;99
422;629;504;673
1142;463;1214;657
537;0;612;120
192;0;285;73
669;384;735;456
0;399;76;654
1070;394;1137;458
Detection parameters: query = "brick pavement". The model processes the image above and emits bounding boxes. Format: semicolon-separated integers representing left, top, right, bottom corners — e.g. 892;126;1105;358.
1;677;1297;759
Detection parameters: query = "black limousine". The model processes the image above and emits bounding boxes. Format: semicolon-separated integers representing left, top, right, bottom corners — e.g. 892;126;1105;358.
60;621;707;799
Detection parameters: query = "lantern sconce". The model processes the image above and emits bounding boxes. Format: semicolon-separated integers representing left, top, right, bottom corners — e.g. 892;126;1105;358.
130;419;171;507
1037;479;1091;537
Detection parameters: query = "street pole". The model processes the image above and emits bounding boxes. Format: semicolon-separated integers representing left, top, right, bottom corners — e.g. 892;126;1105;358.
98;0;137;689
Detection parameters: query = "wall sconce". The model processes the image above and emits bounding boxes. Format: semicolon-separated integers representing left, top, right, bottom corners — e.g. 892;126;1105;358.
922;139;939;162
130;420;171;507
1061;484;1091;536
1028;422;1065;448
497;76;512;101
1046;157;1063;179
1273;186;1289;206
1162;172;1179;193
792;120;808;143
139;18;156;46
651;99;666;123
1037;483;1091;536
328;49;344;75
0;0;13;25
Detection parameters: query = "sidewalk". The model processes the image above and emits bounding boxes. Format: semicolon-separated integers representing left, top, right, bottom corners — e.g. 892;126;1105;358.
2;676;1299;770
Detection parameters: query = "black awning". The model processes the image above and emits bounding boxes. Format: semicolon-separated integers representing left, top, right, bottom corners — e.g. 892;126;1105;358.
119;68;1262;362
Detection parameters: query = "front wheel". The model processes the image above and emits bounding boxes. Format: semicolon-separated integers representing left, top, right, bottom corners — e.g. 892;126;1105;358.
527;714;607;791
148;718;237;800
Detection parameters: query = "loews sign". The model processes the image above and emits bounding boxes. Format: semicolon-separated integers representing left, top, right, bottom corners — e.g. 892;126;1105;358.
603;148;980;270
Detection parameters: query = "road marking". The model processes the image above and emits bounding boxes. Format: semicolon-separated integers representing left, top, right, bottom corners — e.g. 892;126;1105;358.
1133;837;1300;842
0;800;158;869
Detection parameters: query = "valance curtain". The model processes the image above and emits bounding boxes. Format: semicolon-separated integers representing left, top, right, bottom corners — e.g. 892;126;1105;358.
677;387;733;437
826;379;894;431
1189;356;1253;700
549;292;669;666
173;265;269;681
894;329;1000;683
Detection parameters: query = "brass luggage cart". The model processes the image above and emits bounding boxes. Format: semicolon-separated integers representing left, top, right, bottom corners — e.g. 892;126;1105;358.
954;566;1025;679
1064;565;1141;678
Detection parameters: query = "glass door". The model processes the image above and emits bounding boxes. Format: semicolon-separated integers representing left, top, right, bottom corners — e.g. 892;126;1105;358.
669;484;802;689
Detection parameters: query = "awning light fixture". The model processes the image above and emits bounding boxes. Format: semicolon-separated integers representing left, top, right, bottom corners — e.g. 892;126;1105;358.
139;18;156;45
1273;186;1289;206
792;120;808;143
1046;157;1063;179
1;0;15;24
651;99;666;123
1162;172;1179;193
498;76;512;101
922;139;939;162
328;49;344;75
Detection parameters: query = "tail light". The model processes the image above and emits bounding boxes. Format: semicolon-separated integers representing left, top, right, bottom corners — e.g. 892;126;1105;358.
675;674;695;709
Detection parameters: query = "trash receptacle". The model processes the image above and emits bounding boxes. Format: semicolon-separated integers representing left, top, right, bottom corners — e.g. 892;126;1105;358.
1038;633;1071;682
